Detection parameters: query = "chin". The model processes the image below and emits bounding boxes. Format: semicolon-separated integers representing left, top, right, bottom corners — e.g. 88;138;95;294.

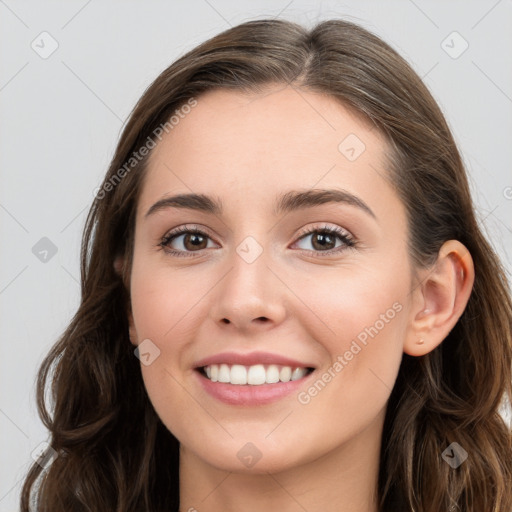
201;447;303;475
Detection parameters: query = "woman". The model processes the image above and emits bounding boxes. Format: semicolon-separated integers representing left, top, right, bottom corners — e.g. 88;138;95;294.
21;18;512;512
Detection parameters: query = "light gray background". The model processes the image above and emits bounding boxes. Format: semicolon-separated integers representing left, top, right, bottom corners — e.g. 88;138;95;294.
1;1;511;510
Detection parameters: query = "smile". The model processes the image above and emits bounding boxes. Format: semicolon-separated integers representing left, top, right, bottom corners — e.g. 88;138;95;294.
193;351;317;405
200;363;313;385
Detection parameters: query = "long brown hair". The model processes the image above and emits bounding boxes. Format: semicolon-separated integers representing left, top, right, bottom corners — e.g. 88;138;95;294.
21;18;512;511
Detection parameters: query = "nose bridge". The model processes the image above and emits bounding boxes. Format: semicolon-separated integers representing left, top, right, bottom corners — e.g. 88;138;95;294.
226;234;273;305
210;232;287;328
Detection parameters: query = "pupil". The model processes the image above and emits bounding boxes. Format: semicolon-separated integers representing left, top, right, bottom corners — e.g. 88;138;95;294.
315;233;333;249
186;233;205;249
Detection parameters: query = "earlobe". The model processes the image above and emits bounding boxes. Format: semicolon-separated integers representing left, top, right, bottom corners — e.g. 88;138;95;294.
114;255;138;345
114;256;124;276
404;240;475;356
128;312;138;347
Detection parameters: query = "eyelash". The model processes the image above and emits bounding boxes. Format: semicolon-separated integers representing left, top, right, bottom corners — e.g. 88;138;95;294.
158;223;357;259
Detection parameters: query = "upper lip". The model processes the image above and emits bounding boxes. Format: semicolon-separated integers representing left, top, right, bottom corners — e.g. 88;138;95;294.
193;351;316;369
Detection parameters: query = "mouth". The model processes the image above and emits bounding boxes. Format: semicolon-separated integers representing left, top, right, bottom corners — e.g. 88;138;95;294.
197;363;315;386
192;351;317;405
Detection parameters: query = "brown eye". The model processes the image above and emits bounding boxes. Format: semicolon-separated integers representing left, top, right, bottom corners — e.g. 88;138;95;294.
180;232;208;251
294;225;356;257
160;227;216;257
310;231;337;251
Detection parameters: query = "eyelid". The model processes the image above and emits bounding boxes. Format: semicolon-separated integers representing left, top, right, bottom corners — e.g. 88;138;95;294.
294;223;353;241
159;224;219;251
159;222;357;258
291;223;356;256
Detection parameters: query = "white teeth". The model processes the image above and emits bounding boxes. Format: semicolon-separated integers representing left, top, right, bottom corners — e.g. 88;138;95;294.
230;364;247;385
265;365;280;384
202;363;311;385
247;364;266;385
218;363;230;383
279;366;292;382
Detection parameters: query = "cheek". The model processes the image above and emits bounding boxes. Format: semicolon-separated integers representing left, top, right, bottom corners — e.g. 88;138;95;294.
129;258;207;344
284;273;406;454
305;263;407;350
129;267;204;440
299;266;407;404
129;260;220;424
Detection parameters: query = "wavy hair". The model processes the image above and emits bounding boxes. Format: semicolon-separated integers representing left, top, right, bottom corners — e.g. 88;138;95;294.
21;18;512;512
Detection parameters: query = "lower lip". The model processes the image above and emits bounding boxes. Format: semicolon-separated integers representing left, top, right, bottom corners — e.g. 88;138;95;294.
195;369;314;406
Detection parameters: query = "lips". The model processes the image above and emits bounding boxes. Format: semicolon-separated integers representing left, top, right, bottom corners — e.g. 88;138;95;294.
193;351;316;405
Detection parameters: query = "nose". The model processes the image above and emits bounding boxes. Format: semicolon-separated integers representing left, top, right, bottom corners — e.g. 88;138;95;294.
208;244;287;334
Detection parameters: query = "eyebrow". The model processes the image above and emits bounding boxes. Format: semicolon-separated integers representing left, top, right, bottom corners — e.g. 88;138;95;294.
144;188;376;220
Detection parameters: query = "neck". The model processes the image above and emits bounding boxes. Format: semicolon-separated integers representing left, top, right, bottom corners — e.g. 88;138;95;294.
179;409;384;512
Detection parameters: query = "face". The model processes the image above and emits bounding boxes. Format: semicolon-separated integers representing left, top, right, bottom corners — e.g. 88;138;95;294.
128;84;415;474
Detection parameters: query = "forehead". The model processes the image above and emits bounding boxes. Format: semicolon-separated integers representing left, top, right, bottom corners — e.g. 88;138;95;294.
138;85;396;219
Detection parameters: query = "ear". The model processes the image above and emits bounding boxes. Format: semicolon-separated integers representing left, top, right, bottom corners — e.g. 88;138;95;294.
127;310;138;347
113;255;124;276
404;240;475;356
114;256;138;347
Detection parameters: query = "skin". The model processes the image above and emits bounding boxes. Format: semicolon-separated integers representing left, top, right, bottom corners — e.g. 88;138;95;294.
123;84;474;512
